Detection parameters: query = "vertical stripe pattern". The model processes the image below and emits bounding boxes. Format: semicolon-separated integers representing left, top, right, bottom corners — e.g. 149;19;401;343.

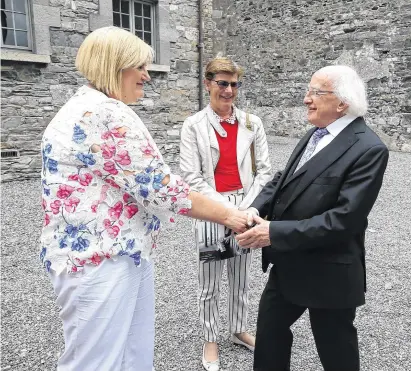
198;192;252;341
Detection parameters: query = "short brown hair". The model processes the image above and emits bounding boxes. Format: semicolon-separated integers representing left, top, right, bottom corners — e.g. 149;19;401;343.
204;57;244;80
75;26;154;98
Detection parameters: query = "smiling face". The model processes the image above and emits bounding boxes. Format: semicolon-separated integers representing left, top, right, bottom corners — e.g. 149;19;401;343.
205;73;239;116
303;73;347;128
120;65;151;104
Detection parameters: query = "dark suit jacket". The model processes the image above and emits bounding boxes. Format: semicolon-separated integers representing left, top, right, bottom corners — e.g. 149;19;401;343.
251;117;389;309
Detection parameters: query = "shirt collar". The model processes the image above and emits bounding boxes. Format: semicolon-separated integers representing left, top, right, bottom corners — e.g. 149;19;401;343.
210;105;238;125
326;114;358;137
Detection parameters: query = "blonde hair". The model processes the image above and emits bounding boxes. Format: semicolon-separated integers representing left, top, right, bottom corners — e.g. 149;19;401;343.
75;26;154;98
205;57;244;80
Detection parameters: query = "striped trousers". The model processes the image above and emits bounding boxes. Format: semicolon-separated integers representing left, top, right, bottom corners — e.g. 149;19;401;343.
198;191;252;342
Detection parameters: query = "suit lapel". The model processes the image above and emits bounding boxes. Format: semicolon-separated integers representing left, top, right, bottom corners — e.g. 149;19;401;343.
205;107;221;169
236;110;255;168
281;120;362;214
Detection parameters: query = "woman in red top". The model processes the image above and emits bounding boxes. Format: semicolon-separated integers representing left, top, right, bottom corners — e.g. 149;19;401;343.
180;57;273;371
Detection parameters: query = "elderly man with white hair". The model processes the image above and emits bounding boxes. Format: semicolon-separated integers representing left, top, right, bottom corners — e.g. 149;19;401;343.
236;65;389;371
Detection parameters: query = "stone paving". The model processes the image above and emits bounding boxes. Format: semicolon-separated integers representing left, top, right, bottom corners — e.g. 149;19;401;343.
1;137;410;370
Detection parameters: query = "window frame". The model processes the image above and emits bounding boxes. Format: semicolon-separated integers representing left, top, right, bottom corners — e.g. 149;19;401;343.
1;0;33;51
113;0;157;53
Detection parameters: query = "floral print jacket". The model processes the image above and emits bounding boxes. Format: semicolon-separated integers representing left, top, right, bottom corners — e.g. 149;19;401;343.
40;85;192;274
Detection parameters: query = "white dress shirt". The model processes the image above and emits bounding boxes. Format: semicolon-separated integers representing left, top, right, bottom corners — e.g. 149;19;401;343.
309;114;358;160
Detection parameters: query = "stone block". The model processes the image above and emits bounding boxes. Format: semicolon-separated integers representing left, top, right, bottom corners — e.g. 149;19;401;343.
175;60;192;73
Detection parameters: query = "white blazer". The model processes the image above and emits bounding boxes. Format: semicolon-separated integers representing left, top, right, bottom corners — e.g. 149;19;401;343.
180;105;273;210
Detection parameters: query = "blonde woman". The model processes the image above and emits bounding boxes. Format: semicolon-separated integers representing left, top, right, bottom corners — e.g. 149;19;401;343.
180;57;273;371
40;27;249;371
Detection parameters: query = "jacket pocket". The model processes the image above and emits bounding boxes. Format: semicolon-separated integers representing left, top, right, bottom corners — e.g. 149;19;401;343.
312;176;341;185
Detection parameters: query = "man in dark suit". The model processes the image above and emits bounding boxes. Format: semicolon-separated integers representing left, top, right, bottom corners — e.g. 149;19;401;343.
237;65;389;371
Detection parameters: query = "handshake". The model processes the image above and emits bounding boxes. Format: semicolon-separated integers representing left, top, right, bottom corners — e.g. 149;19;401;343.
223;208;271;249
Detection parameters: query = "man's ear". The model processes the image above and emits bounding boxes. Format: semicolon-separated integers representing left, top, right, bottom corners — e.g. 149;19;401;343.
337;101;349;113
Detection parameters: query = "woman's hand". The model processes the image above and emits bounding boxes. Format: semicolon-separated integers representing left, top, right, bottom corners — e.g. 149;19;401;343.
223;209;249;234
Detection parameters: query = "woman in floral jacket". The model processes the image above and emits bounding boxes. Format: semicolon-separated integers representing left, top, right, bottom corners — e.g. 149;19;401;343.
40;26;248;371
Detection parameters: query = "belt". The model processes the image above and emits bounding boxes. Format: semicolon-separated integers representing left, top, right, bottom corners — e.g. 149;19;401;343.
220;188;244;196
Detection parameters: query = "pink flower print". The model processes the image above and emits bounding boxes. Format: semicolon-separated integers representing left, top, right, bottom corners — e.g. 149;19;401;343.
42;199;47;210
170;217;175;223
107;225;120;239
103;219;111;228
71;266;78;273
91;200;99;213
118;220;124;226
79;173;93;186
57;184;75;199
123;193;133;203
64;197;80;213
50;200;62;214
75;258;86;266
108;201;123;220
101;128;125;140
90;253;102;265
103;161;118;175
117;140;126;146
104;178;120;189
171;196;177;203
141;143;156;156
44;213;50;226
104;253;111;259
68;174;79;182
101;144;116;159
93;170;103;177
124;204;139;219
77;188;85;193
114;150;131;166
177;208;190;215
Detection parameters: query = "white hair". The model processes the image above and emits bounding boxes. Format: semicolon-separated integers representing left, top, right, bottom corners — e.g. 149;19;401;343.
315;65;368;116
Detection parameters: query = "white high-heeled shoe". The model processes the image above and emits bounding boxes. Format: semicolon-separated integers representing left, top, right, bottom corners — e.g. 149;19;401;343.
231;334;255;352
202;344;219;371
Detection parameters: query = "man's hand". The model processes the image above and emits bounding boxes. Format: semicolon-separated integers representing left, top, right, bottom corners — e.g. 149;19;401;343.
235;215;271;249
223;209;248;234
243;207;259;227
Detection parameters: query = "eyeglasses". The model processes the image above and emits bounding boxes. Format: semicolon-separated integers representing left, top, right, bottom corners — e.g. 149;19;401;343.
306;87;334;97
210;79;243;89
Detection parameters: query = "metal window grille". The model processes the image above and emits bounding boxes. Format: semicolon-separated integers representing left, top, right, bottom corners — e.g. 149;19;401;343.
112;0;156;49
1;149;20;159
0;0;32;50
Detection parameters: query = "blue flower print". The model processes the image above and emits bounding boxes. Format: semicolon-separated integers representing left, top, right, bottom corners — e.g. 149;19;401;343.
118;250;129;256
76;153;96;167
40;247;46;262
126;239;135;250
135;173;151;184
73;124;87;144
59;236;68;249
64;224;79;238
47;158;58;174
44;144;52;154
153;174;165;190
71;237;90;252
145;166;154;174
44;260;51;272
42;183;51;196
129;251;141;266
139;186;149;198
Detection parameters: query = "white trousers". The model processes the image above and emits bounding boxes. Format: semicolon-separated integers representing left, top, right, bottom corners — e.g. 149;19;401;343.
199;253;252;342
49;257;155;371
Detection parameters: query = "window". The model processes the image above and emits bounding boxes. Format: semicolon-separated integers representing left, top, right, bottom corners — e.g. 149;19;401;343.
1;0;31;50
113;0;155;47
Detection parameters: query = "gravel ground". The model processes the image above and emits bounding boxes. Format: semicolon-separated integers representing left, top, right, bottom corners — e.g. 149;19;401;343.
1;136;410;371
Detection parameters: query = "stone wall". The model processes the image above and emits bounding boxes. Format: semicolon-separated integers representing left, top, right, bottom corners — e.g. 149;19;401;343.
1;0;203;182
2;0;411;182
210;0;411;151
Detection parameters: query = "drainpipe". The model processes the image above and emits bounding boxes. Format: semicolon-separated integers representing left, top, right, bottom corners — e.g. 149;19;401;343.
198;0;204;110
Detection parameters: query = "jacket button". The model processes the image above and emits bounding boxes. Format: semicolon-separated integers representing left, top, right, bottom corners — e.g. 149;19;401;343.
272;214;276;220
276;199;280;204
